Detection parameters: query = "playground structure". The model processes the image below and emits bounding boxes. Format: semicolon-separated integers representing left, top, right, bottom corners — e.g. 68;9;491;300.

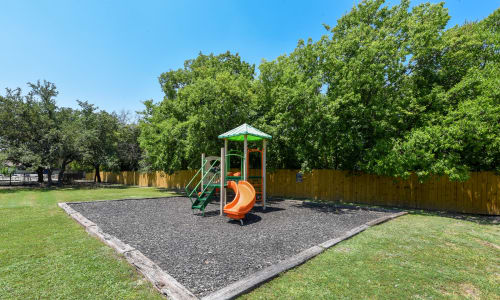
185;124;272;223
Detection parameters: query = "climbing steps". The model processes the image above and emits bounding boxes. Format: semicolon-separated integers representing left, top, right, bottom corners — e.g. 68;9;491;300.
191;185;217;214
185;158;221;216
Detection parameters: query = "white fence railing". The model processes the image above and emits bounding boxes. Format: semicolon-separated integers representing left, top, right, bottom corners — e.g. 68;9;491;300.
0;172;85;184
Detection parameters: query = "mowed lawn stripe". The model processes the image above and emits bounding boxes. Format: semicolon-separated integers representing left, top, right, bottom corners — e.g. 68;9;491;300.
0;186;174;300
241;214;500;299
1;187;498;299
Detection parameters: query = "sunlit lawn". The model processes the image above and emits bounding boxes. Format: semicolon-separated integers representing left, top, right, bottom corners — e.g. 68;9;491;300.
0;185;174;299
242;213;500;299
1;185;498;299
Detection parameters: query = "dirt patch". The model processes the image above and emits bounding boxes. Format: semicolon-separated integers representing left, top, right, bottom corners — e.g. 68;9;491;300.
444;241;459;250
460;283;480;299
335;246;352;253
476;239;500;251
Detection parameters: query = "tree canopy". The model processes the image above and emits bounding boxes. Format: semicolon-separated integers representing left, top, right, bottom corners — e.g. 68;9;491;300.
0;82;144;183
1;0;498;182
140;0;500;180
139;52;255;173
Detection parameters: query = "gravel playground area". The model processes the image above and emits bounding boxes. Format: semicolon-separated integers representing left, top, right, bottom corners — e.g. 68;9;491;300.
69;197;396;297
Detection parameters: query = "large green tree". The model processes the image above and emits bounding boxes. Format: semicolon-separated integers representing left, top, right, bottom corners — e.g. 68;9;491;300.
368;5;500;180
0;81;65;184
56;107;81;183
139;1;499;181
0;88;42;179
1;82;138;184
77;101;119;182
253;39;328;170
25;80;62;184
139;51;255;173
3;0;494;184
116;111;143;171
318;0;450;172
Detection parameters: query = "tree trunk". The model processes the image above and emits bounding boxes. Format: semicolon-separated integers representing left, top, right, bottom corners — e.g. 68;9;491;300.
58;160;71;185
47;169;53;185
94;165;101;183
9;174;12;186
58;168;65;185
37;167;44;183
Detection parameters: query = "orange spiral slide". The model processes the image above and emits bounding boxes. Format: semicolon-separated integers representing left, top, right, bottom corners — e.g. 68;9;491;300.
223;180;256;224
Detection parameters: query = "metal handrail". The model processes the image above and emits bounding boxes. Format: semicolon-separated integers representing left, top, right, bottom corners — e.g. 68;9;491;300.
186;159;220;198
185;164;204;193
197;171;220;198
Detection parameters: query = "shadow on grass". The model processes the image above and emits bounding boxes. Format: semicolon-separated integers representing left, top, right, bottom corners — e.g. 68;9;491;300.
407;209;499;225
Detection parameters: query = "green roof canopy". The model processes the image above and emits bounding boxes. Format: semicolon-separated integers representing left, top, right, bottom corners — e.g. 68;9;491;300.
218;123;272;141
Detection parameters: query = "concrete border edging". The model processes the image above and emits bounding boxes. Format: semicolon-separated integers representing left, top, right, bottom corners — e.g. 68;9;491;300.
59;200;407;300
202;211;408;300
58;202;197;300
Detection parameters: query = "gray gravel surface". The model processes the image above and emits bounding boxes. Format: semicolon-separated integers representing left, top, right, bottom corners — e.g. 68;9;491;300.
70;197;394;297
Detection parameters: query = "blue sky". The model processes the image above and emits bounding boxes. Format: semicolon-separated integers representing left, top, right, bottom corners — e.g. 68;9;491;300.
1;0;498;114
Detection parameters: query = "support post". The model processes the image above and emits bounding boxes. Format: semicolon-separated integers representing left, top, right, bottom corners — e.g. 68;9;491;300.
243;135;248;181
223;139;228;208
201;153;205;192
224;139;228;174
263;139;267;210
220;147;225;216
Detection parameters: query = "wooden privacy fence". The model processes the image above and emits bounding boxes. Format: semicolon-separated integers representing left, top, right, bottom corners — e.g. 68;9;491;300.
87;170;500;215
87;170;198;190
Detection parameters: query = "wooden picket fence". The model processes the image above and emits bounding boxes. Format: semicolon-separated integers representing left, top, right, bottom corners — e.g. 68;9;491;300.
87;170;500;215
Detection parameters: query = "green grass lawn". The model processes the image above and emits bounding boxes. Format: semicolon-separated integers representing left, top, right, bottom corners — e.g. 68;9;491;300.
242;213;500;300
1;186;499;299
0;185;174;299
